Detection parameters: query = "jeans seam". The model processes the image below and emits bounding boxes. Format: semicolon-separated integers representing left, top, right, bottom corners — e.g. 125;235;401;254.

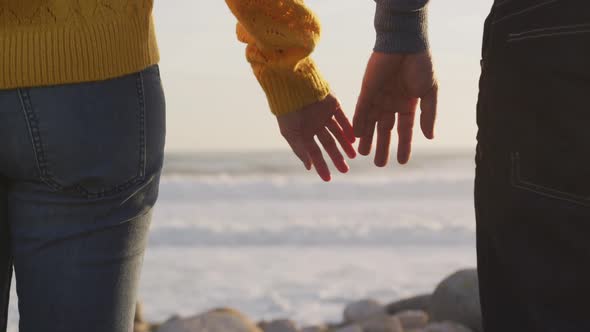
137;71;147;181
493;0;510;7
491;0;558;25
508;22;590;38
507;29;590;42
510;152;590;207
17;89;63;191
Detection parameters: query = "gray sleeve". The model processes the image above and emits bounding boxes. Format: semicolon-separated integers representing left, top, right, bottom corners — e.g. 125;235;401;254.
374;0;430;54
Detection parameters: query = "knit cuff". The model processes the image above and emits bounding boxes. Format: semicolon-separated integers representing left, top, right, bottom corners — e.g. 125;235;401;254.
374;3;429;54
254;58;331;116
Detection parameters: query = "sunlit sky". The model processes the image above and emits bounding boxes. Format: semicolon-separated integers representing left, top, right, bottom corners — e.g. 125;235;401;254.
153;1;492;153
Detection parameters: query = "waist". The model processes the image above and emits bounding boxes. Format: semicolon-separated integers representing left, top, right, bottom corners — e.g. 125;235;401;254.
0;15;160;90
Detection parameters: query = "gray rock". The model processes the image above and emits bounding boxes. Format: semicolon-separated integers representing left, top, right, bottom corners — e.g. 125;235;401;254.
335;325;363;332
423;321;473;332
359;314;404;332
165;315;181;323
429;269;482;332
343;299;385;323
258;319;299;332
393;310;429;329
156;308;262;332
301;325;328;332
386;294;432;315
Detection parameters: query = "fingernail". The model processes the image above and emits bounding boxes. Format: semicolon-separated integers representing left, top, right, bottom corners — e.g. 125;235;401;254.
341;163;350;173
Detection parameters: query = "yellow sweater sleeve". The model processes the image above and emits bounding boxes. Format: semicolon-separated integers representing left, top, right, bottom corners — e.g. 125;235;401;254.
225;0;331;116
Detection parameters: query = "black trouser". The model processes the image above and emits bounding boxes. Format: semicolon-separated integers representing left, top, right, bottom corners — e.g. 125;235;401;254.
475;1;590;331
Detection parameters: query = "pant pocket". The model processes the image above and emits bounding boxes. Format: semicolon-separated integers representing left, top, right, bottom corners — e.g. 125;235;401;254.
491;0;559;25
510;151;590;207
18;70;153;199
505;21;590;78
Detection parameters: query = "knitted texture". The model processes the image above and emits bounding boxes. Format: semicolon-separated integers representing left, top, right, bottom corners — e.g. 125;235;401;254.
225;0;330;116
374;3;429;54
0;1;159;89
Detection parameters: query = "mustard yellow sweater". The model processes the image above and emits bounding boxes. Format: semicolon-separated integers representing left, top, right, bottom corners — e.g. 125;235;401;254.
0;1;159;91
0;1;329;116
225;0;331;116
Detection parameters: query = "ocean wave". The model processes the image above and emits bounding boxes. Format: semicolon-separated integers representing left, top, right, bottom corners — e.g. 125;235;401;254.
161;150;475;179
147;223;475;247
156;176;475;202
147;150;477;247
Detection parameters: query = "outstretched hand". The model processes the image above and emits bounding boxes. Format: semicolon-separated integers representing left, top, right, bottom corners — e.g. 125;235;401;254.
278;94;357;182
353;52;438;167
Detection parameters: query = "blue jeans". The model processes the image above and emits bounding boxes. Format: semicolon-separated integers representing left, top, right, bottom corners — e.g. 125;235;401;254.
475;1;590;331
0;65;166;332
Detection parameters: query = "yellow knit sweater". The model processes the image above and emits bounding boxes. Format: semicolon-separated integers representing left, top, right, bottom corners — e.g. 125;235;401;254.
225;0;330;116
0;1;159;90
0;1;328;116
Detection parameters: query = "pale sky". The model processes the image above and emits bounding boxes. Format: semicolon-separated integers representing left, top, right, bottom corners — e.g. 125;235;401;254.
153;1;492;153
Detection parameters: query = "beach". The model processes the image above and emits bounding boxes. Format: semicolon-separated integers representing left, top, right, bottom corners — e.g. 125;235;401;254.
6;150;477;331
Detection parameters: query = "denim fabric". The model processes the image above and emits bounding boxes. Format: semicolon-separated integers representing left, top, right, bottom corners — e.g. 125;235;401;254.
475;1;590;331
0;64;166;332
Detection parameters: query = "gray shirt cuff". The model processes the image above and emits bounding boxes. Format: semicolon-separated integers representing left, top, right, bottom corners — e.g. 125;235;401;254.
374;2;429;54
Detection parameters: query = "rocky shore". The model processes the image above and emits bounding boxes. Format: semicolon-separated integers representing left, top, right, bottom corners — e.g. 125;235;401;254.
135;269;481;332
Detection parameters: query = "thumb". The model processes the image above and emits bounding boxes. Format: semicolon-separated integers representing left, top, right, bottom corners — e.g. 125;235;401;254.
286;138;312;170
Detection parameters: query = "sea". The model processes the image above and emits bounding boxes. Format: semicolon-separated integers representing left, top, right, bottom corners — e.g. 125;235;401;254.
6;150;478;331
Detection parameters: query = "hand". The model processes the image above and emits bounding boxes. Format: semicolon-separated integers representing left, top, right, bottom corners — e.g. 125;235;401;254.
278;94;357;182
353;51;438;167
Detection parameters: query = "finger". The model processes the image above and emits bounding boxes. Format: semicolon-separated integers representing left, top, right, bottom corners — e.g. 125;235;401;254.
374;116;396;167
355;53;403;137
397;107;417;165
358;121;376;156
304;137;331;182
420;83;438;140
353;98;370;138
355;104;378;142
334;108;356;143
327;119;357;159
317;128;349;174
286;138;312;170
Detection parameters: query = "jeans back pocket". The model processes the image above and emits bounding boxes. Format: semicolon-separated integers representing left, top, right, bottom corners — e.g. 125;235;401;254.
510;151;590;207
18;71;149;199
504;16;590;77
491;0;559;25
